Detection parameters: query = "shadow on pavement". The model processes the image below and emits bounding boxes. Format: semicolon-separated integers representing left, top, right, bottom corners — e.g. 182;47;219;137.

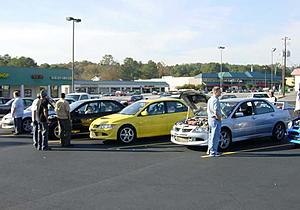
48;136;184;152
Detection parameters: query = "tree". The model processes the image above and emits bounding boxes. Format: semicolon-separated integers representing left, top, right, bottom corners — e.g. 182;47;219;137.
100;54;118;66
120;57;140;80
40;63;50;68
140;60;159;79
7;56;37;67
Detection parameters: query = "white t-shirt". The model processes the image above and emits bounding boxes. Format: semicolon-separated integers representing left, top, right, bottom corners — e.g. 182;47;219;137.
31;98;41;121
295;91;300;111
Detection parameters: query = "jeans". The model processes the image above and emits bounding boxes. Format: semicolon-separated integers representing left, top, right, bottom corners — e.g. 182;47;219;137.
38;122;49;149
13;117;23;134
32;120;40;148
58;119;71;146
208;118;221;154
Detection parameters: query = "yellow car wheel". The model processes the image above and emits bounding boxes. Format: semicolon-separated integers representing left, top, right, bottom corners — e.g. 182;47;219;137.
117;125;136;144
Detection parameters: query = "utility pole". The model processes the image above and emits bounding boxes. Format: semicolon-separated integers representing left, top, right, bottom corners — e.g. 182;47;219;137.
271;48;276;90
282;37;290;97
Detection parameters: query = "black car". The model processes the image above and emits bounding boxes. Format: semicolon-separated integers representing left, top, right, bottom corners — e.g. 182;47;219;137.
48;99;125;139
0;98;34;115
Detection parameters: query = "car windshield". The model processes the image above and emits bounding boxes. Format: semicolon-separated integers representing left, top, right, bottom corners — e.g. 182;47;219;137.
120;101;148;115
66;94;80;101
69;100;84;112
5;99;14;105
220;101;239;117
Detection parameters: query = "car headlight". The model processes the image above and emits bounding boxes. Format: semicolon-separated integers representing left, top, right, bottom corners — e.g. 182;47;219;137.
97;124;116;129
194;127;208;132
288;121;293;129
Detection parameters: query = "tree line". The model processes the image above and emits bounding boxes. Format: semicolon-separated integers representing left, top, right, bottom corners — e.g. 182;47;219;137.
0;54;292;81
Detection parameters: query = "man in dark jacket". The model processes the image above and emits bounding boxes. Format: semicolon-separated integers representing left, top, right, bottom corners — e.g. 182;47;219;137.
37;90;51;151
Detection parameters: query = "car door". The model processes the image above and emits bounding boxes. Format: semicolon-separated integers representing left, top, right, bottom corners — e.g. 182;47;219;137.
231;101;256;140
137;101;167;137
252;100;275;136
71;101;100;134
165;101;188;131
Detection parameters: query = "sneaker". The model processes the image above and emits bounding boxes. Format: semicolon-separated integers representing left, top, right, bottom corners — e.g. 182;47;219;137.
209;153;221;157
42;147;52;151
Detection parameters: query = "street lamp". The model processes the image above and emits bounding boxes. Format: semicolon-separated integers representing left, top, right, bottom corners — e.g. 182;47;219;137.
218;46;225;91
66;16;81;93
271;48;276;90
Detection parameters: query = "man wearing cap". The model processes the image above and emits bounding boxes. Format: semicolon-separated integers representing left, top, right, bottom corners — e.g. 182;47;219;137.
37;90;51;151
55;93;72;147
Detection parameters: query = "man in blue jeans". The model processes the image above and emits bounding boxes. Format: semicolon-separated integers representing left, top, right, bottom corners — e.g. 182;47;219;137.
207;86;222;157
37;90;51;151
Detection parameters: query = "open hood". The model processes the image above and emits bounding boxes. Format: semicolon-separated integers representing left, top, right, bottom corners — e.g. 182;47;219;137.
180;90;208;115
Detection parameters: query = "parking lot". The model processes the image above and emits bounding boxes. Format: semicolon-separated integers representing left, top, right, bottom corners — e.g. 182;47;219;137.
1;127;300;210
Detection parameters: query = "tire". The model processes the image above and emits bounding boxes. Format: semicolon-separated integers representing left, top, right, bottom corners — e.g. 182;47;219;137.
219;128;232;150
272;122;285;141
22;118;32;133
117;125;136;144
49;123;60;140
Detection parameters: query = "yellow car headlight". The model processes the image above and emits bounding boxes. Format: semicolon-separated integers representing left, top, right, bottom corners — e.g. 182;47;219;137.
97;124;116;129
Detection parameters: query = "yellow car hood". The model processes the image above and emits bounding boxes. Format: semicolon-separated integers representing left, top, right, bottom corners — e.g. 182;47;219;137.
92;113;133;125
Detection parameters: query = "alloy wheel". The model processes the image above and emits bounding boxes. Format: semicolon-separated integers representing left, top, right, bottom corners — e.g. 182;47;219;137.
119;127;135;143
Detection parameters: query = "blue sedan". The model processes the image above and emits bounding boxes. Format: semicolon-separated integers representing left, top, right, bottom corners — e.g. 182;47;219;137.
288;117;300;145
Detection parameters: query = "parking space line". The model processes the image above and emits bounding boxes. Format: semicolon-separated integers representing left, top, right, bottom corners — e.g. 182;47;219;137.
201;143;291;158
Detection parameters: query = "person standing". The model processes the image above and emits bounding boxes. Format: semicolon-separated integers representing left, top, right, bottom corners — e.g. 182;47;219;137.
11;91;24;135
207;86;222;157
295;88;300;115
55;93;72;147
31;93;41;149
269;91;277;103
37;90;51;151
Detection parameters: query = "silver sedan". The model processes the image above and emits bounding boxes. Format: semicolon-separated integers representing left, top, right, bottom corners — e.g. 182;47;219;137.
171;98;290;150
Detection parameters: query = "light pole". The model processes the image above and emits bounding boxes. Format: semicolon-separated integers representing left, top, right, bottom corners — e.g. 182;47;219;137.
66;16;81;93
271;48;276;90
218;46;225;91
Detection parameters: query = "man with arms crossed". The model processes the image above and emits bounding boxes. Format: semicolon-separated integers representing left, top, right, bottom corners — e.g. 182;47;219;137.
207;87;222;157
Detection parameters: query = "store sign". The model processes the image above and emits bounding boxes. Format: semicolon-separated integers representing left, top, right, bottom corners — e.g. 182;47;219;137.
50;76;72;80
31;74;44;79
0;73;9;79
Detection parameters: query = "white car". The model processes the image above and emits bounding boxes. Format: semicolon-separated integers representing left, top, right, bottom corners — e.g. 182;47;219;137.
0;98;75;133
171;91;290;150
249;92;275;103
66;93;91;101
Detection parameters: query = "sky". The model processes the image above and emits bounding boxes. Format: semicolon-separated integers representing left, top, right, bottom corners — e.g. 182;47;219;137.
0;0;299;66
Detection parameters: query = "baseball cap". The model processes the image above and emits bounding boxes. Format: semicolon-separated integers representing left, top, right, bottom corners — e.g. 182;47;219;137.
40;90;48;97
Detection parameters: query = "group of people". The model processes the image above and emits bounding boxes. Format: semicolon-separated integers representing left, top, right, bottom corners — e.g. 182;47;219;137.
31;91;72;151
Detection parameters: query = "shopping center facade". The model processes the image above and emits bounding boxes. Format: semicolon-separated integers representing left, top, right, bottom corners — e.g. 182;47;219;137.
0;67;169;98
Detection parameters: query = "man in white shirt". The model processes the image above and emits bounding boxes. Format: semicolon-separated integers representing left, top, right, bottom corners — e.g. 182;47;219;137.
11;91;24;135
207;87;222;157
31;94;41;149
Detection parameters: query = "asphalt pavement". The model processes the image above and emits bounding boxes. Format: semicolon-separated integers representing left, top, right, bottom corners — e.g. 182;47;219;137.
0;130;300;210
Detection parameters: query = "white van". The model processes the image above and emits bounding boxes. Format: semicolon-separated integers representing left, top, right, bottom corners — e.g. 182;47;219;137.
66;93;91;101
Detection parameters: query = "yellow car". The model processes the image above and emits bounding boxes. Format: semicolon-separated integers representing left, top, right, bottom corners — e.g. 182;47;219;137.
89;98;191;143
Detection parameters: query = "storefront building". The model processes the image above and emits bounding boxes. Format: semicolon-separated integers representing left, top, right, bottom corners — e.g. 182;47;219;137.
72;80;169;94
0;67;71;98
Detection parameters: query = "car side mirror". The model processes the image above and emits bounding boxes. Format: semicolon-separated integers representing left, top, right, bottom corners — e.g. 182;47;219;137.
234;112;244;118
141;110;149;116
